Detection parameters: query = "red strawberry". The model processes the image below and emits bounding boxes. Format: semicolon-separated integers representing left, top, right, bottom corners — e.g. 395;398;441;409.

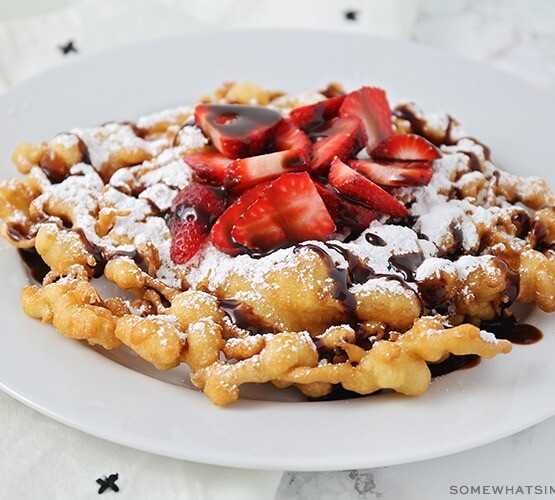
289;94;346;130
371;134;441;161
170;219;207;264
315;183;376;232
183;152;232;185
231;172;335;252
339;87;392;150
350;159;433;187
310;117;366;173
328;158;409;218
224;149;309;193
194;104;283;158
171;183;226;221
210;182;270;255
169;183;226;264
273;119;312;156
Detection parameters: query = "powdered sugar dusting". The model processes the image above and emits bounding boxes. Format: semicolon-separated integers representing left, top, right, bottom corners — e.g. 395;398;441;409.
136;106;192;130
25;91;550;326
51;133;80;149
73;122;168;169
479;330;500;344
176;125;209;151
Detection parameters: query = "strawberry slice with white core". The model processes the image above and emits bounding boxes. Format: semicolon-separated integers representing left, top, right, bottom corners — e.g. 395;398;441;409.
289;94;347;130
224;149;309;193
339;87;393;151
183;152;232;185
350;159;433;187
310;117;366;174
169;183;226;264
371;134;441;162
194;104;283;158
210;182;271;255
328;158;409;218
231;172;335;252
273;119;312;156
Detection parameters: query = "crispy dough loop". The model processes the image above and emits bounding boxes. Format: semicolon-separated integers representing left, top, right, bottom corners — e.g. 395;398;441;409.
496;172;555;210
0;178;40;247
35;224;98;278
21;277;121;349
11;141;47;174
191;331;318;406
189;318;511;406
518;249;555;312
274;318;511;400
115;314;185;370
223;335;265;360
104;256;179;303
166;290;225;330
181;319;224;372
354;279;422;331
416;255;518;323
201;81;280;106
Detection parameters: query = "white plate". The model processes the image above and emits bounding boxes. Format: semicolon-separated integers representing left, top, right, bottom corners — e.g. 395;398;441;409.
1;30;555;472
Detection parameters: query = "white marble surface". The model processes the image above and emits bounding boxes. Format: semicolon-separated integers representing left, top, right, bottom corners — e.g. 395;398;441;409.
277;417;555;499
0;1;554;499
278;1;555;498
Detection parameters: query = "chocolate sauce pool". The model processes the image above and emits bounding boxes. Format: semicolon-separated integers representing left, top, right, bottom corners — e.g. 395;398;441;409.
428;354;481;378
18;248;50;283
482;315;543;345
427;317;543;381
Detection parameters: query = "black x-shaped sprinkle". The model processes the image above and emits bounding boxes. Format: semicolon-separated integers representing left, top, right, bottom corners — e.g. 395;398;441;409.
96;473;119;494
59;40;78;55
344;10;359;21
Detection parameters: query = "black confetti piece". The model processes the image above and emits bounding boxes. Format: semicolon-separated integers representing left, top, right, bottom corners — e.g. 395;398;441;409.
96;473;119;494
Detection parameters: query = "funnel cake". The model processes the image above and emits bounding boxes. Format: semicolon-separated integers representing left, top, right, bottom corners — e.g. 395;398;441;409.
1;81;553;405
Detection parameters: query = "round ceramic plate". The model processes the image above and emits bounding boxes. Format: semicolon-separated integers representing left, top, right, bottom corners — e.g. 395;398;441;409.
1;30;554;472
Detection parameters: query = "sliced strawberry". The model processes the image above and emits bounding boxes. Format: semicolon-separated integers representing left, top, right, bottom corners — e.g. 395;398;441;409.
183;152;232;185
170;219;207;264
328;158;409;218
231;172;335;252
350;159;433;187
371;134;441;162
194;104;283;158
315;183;376;232
339;87;392;150
210;182;270;255
289;94;346;130
273;119;312;156
224;149;309;193
171;183;226;222
168;183;227;264
310;117;366;174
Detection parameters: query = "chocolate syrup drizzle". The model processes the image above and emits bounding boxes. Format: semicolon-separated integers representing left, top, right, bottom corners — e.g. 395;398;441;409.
295;241;418;324
19;226;149;282
15;108;548;403
39;134;91;184
218;299;276;335
393;103;492;164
